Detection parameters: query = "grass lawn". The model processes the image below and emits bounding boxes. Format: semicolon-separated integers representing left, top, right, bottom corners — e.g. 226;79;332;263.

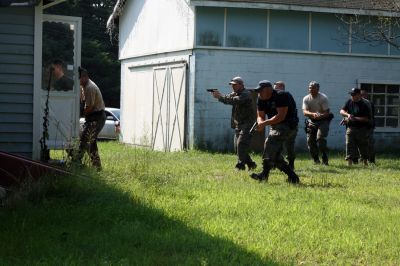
1;141;400;265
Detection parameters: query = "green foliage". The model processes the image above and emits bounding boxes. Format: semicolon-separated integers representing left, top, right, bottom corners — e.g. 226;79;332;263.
45;0;120;107
1;142;400;265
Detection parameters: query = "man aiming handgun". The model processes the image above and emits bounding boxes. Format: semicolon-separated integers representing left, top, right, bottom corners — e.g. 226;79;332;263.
208;76;257;171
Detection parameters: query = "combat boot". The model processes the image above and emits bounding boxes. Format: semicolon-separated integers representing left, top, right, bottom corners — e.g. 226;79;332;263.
322;153;329;166
288;159;295;170
250;160;271;181
235;162;246;171
279;163;300;184
246;161;257;171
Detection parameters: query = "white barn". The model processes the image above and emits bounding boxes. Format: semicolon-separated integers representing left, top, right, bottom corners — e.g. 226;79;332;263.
108;0;400;152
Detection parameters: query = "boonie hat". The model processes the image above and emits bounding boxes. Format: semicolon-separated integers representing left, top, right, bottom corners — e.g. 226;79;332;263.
229;76;244;85
255;80;272;92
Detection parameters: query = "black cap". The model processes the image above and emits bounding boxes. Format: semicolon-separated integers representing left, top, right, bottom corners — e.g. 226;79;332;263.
78;66;88;79
349;88;361;95
255;80;272;92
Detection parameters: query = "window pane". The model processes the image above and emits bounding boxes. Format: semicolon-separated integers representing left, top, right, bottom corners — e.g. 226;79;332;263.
390;24;400;55
196;7;224;46
361;83;372;92
372;95;385;105
373;84;385;93
351;16;388;55
226;8;267;48
387;95;400;105
270;10;308;50
375;117;384;127
311;13;349;53
386;118;398;127
375;106;385;115
388;85;399;93
386;107;399;116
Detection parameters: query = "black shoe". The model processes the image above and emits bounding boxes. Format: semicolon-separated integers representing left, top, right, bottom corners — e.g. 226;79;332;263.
235;162;246;171
250;172;267;181
247;161;257;170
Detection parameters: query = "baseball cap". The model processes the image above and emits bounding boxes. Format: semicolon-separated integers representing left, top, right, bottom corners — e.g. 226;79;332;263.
255;80;272;92
229;76;244;85
349;88;361;95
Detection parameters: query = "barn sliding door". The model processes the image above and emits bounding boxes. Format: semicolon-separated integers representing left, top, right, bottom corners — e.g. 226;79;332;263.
152;64;186;151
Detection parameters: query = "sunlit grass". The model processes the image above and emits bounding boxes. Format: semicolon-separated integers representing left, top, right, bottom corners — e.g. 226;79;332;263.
1;142;399;265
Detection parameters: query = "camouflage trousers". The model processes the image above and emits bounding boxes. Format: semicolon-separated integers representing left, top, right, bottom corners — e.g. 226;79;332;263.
284;125;298;162
234;128;254;164
77;111;106;169
345;126;369;162
263;123;297;168
306;119;330;159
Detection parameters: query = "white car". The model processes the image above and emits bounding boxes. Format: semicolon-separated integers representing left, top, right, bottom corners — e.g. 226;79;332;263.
80;107;120;139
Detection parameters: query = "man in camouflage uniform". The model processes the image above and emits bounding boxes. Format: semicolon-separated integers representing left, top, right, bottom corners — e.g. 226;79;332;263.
250;80;300;184
210;76;257;171
76;67;106;170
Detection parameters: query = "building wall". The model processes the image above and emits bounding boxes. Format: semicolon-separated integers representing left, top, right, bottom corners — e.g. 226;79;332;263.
0;7;34;158
192;48;400;151
118;0;195;60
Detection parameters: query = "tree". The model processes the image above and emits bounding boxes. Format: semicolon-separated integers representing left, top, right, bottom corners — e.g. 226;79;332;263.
337;0;400;49
46;0;120;107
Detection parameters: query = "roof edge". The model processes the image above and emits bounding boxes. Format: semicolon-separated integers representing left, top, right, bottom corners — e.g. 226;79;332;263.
106;0;127;32
190;0;400;17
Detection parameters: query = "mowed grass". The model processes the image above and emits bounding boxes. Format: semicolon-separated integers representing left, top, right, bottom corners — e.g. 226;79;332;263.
1;141;400;265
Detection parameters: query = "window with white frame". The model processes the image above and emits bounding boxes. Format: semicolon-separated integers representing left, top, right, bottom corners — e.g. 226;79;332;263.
360;83;400;128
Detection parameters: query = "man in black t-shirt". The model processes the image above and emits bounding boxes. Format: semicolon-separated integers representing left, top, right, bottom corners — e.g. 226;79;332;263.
340;88;370;166
51;59;74;91
250;80;300;184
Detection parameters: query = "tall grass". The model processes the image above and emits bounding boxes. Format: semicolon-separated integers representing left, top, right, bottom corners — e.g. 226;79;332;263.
1;142;399;265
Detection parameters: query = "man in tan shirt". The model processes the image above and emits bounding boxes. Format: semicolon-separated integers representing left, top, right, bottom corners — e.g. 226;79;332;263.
76;67;106;170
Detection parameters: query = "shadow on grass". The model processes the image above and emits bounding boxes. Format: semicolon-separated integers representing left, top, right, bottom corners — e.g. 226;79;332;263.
0;169;281;265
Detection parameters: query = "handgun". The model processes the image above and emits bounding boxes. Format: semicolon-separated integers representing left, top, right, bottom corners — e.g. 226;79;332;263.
249;122;258;134
207;89;218;92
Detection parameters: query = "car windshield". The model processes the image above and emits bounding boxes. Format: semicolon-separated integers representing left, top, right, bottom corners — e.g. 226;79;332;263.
112;109;120;120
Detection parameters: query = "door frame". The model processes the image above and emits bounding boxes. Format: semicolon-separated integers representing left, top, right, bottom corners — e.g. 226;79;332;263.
32;7;82;159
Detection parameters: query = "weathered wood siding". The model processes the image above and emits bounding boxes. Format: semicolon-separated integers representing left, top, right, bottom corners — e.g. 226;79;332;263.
0;7;34;158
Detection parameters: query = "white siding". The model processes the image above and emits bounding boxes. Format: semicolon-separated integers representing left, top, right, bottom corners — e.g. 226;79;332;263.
119;0;195;59
193;49;400;151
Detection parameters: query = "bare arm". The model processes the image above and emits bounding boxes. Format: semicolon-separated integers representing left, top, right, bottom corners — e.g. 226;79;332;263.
340;109;369;123
256;107;288;131
304;108;330;120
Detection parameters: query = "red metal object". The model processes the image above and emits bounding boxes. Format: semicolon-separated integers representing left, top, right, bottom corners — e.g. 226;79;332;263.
0;151;69;188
